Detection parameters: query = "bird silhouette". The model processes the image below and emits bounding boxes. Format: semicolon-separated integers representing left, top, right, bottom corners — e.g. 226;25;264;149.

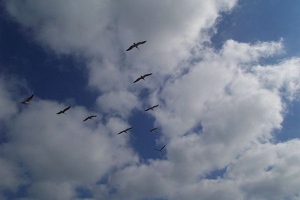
150;128;158;133
126;40;146;51
56;106;71;115
83;115;97;122
117;127;133;135
133;73;152;83
144;104;159;111
155;145;166;152
21;94;34;104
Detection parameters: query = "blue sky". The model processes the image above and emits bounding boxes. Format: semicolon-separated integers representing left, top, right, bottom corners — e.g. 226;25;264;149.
1;0;300;199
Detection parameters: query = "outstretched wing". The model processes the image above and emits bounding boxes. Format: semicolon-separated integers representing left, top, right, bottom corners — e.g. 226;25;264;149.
146;104;159;111
160;145;166;151
63;106;71;112
150;128;158;132
137;40;146;45
126;45;135;51
134;77;142;83
125;127;133;132
143;73;152;78
83;117;89;122
152;104;159;109
26;94;34;102
91;115;97;118
56;110;63;114
117;130;125;135
21;94;34;104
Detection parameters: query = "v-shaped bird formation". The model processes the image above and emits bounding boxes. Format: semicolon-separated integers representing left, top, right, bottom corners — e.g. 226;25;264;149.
20;40;165;154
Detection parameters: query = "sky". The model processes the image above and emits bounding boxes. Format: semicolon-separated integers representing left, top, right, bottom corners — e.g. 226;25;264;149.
0;0;300;200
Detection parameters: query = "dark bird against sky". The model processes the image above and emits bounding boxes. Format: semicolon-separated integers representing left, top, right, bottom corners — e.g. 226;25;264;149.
56;106;71;115
21;94;34;104
117;127;133;135
133;73;152;83
155;145;166;152
126;40;146;51
150;128;158;132
144;104;159;111
83;115;97;122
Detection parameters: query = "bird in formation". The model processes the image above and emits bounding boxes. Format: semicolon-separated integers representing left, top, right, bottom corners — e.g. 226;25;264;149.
155;145;166;152
21;94;34;104
22;40;166;151
117;127;133;135
83;115;97;122
133;73;152;83
144;104;159;111
150;128;158;133
126;40;146;51
56;106;71;115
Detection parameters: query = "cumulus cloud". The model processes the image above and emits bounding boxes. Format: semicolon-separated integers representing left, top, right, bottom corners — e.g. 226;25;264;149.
2;0;300;200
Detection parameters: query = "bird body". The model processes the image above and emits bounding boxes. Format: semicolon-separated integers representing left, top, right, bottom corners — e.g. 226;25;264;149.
155;145;166;152
21;94;34;104
133;73;152;83
144;104;159;111
83;115;97;122
118;127;133;135
57;106;71;115
126;40;146;51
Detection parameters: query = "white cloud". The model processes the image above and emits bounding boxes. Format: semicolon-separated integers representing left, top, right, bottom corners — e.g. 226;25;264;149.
0;76;19;121
2;0;300;199
96;90;141;119
27;181;74;200
0;157;21;191
253;57;300;101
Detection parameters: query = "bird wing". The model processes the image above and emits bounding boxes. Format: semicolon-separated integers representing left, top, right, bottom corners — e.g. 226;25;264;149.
143;73;152;78
26;94;34;101
144;107;151;111
91;115;97;118
137;40;146;45
56;111;63;114
83;117;89;121
117;130;125;135
125;127;133;132
134;77;142;83
126;45;135;51
152;104;159;109
160;145;166;151
63;106;71;112
150;128;157;132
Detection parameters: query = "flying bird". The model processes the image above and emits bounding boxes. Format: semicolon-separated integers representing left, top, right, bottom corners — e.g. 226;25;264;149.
21;94;34;104
150;128;158;133
126;40;146;51
133;73;152;83
155;145;166;152
144;104;159;111
83;115;97;122
117;127;133;135
56;106;71;115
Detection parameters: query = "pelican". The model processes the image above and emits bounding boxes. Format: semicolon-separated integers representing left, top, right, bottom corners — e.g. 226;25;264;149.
21;94;34;104
150;128;158;133
155;145;166;152
117;127;133;135
126;40;146;51
83;115;97;122
56;106;71;115
144;104;159;111
133;73;152;83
